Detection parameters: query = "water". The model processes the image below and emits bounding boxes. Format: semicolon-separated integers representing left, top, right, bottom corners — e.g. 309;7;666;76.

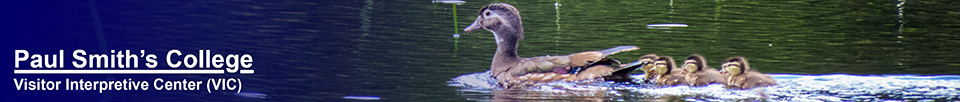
6;0;959;101
450;72;960;101
439;0;960;101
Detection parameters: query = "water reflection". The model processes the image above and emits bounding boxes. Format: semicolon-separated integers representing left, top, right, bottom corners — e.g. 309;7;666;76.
491;89;608;101
83;0;960;101
432;0;465;5
442;0;960;100
450;73;960;101
646;23;689;29
234;91;267;99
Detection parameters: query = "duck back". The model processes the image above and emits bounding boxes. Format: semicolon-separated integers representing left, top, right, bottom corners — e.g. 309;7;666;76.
725;71;777;89
657;70;688;86
686;67;725;86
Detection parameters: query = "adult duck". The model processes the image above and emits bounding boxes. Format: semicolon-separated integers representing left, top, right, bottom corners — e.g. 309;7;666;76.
464;3;640;89
719;56;778;89
680;54;725;86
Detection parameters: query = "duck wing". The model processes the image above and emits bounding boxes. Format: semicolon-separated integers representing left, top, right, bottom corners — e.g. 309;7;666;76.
497;46;639;88
686;68;726;86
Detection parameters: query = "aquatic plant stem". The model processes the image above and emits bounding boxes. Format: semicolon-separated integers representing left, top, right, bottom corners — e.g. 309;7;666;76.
453;4;459;56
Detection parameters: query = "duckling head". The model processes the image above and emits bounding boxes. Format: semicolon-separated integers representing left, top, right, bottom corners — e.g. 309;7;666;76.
682;54;708;73
616;54;658;83
464;3;524;44
649;56;676;76
637;54;659;72
720;56;750;76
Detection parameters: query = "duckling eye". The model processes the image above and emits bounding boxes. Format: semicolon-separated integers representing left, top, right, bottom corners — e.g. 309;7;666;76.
725;64;739;68
722;63;734;67
485;12;491;16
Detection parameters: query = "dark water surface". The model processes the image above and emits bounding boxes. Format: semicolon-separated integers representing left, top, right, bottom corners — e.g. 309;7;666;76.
440;0;960;101
6;0;960;101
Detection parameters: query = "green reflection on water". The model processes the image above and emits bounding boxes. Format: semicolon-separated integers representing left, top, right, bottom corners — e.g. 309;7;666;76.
415;0;959;75
330;0;959;101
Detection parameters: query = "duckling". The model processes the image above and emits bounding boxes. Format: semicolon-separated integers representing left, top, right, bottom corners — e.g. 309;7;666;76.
681;54;725;86
719;56;777;89
464;3;640;89
620;54;659;83
649;56;688;86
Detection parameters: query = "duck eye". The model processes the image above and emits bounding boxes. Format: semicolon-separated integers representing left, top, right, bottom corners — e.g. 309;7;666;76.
485;12;491;16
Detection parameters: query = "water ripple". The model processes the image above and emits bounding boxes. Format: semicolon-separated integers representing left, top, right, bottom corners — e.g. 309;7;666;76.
449;73;960;101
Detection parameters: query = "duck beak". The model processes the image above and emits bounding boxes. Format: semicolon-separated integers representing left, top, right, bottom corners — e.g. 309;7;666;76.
464;16;483;33
719;69;727;74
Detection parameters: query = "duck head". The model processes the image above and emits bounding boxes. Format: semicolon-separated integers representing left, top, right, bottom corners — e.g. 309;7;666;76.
637;54;659;72
649;56;676;76
682;54;708;73
464;3;524;44
720;56;750;76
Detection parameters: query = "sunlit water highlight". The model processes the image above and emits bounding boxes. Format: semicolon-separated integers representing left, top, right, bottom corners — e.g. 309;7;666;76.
449;71;960;101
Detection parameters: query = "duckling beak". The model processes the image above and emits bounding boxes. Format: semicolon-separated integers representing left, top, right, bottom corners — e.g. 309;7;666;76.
464;16;483;33
719;69;728;74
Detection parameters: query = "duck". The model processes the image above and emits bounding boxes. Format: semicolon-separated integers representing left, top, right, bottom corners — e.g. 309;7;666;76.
719;56;778;89
680;54;725;86
648;56;688;86
463;3;640;89
620;54;659;83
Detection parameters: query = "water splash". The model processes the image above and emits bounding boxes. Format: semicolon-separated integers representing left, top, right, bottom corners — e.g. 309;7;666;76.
768;74;960;101
449;71;499;89
449;72;960;101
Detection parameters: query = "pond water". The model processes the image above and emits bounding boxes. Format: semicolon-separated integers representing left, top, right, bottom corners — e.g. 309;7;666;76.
451;72;960;101
435;0;960;101
10;0;959;101
440;0;959;101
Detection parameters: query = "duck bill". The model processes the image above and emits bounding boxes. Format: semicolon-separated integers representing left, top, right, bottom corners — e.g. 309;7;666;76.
463;16;483;33
719;69;728;74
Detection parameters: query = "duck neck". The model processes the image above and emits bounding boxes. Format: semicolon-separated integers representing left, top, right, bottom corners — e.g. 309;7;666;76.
491;27;522;69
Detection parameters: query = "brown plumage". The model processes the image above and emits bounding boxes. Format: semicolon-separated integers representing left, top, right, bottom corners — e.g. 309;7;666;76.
464;3;639;89
620;54;659;83
681;54;725;86
650;56;688;86
719;56;778;89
